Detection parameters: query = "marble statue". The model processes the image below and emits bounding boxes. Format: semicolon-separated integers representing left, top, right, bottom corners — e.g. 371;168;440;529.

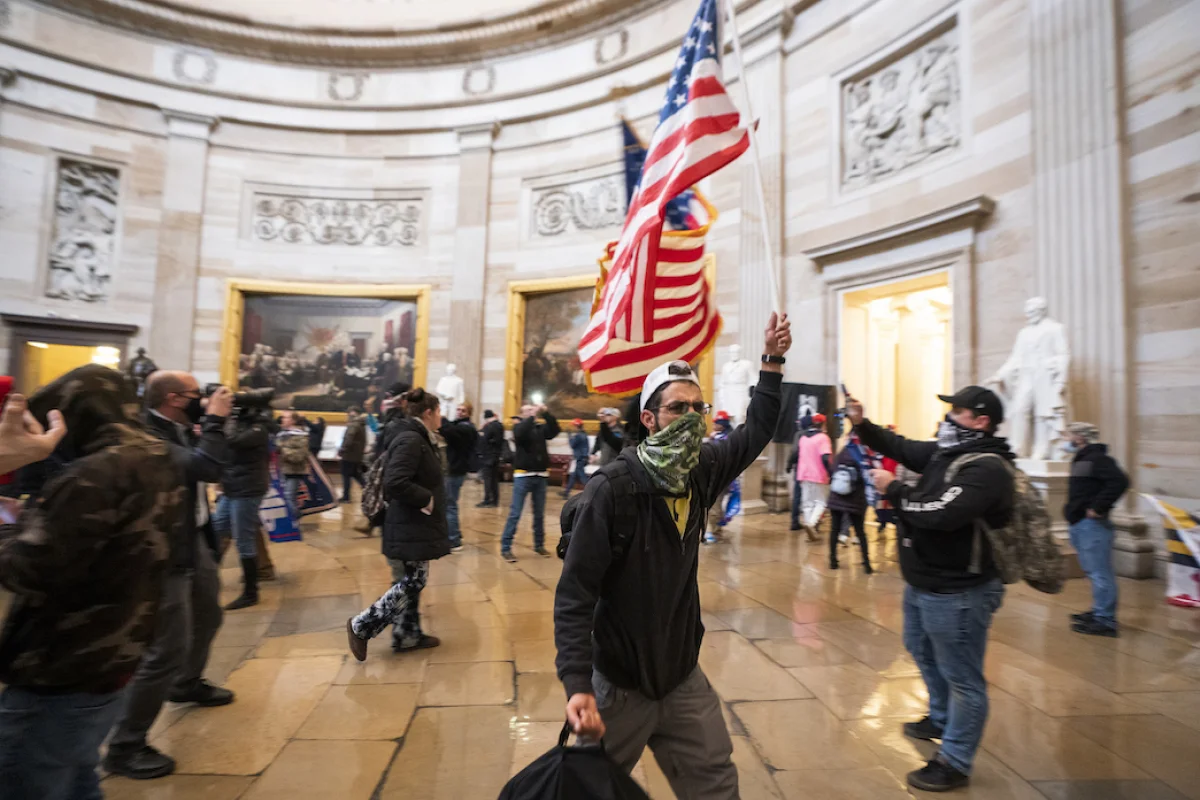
986;297;1070;461
436;364;465;419
125;347;157;398
717;345;757;424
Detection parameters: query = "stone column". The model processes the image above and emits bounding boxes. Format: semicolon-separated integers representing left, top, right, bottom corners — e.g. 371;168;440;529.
149;111;216;370
448;122;498;410
1029;0;1152;576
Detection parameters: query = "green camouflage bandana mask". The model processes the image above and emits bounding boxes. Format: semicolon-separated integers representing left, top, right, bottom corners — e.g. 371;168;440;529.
636;412;706;495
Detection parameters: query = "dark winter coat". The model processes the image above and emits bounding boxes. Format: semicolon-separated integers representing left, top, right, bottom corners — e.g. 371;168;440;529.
826;446;868;514
856;419;1015;592
479;419;505;465
512;411;561;472
339;418;367;464
555;371;782;702
1065;443;1129;524
439;418;478;477
219;417;272;499
382;418;451;563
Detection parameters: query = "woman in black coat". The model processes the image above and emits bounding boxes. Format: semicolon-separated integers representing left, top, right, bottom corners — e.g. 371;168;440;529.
347;388;450;659
826;435;873;574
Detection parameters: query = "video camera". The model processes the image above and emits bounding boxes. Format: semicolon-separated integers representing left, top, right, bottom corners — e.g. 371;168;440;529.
203;384;275;411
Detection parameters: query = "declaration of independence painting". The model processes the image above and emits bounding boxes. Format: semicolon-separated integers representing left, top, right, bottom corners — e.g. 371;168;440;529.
239;294;419;414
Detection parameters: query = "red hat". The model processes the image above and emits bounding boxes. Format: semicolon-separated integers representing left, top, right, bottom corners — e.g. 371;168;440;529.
572;418;583;426
714;410;731;422
812;413;826;424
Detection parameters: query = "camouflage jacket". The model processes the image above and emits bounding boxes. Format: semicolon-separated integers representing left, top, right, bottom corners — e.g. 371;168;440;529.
0;423;182;692
276;429;310;476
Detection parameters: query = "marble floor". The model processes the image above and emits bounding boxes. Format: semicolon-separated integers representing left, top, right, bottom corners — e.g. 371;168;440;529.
98;479;1200;800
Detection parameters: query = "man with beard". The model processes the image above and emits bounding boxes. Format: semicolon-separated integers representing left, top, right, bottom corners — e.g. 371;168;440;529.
104;371;234;780
555;313;791;799
0;366;183;799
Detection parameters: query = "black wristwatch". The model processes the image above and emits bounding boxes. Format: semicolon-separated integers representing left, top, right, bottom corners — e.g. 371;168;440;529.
761;354;786;365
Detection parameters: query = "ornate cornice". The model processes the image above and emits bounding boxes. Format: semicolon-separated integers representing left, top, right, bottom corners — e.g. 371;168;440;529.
32;0;672;67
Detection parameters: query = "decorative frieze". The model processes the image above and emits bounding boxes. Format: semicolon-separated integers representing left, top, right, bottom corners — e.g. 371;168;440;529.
46;159;120;303
251;193;423;247
328;72;368;102
531;174;625;238
172;48;217;85
840;18;962;190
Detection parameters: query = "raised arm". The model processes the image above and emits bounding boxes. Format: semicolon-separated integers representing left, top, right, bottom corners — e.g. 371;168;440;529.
854;418;937;474
541;409;560;440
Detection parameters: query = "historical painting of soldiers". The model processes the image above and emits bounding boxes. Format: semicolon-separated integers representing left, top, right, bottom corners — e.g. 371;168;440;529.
239;295;419;414
520;287;624;420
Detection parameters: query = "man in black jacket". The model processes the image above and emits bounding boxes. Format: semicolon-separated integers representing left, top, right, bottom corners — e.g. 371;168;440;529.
213;407;275;610
500;404;560;562
105;371;234;781
555;313;790;799
439;402;477;553
851;385;1013;793
1062;422;1129;637
477;410;505;507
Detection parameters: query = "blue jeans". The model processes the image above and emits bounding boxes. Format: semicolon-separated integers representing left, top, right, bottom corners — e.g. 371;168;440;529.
501;476;546;552
0;686;123;800
444;474;465;547
565;459;589;494
285;476;302;516
1070;517;1117;625
213;494;262;559
903;579;1005;775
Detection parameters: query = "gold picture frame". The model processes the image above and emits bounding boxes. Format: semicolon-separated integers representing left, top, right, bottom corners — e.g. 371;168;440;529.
219;279;431;424
503;259;716;433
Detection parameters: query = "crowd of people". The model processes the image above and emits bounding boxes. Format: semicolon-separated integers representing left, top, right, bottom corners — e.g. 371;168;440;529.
0;306;1134;798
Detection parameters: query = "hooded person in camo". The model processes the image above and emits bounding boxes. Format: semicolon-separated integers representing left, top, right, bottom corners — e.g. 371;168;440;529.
0;365;182;800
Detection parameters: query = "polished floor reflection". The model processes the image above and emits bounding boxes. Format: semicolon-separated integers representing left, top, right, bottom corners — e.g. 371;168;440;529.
100;480;1200;799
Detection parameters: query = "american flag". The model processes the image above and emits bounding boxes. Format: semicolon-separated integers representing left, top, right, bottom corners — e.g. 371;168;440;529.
579;0;748;393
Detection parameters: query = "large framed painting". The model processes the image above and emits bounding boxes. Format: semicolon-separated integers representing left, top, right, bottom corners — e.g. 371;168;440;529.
219;280;430;421
504;271;714;431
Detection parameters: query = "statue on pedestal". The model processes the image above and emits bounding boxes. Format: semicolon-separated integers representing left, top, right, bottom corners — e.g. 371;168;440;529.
435;364;466;420
717;344;756;424
986;297;1070;460
125;347;157;398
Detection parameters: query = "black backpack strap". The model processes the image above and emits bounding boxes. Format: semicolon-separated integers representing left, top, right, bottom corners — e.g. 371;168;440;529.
602;460;638;560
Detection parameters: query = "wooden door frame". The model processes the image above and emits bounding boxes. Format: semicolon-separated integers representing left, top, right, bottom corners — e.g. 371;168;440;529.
2;314;138;392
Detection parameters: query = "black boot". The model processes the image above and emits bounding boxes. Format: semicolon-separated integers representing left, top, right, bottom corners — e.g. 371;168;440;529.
225;557;259;610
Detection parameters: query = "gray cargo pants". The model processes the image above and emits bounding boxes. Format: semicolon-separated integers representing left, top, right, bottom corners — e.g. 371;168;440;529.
593;666;738;799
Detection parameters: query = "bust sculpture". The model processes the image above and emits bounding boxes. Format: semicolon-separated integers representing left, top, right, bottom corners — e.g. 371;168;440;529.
436;364;466;419
125;347;157;398
717;344;756;424
986;297;1070;460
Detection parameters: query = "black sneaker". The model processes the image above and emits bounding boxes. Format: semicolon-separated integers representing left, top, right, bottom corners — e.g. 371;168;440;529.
168;679;234;707
790;521;801;531
103;746;177;780
1070;610;1094;624
903;716;945;741
534;547;552;558
502;550;518;563
393;634;441;653
1073;617;1119;637
907;756;969;792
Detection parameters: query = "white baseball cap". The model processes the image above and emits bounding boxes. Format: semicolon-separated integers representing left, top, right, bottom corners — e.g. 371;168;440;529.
640;361;701;412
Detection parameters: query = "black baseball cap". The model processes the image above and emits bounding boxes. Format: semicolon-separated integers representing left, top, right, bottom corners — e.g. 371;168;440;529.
938;386;1004;424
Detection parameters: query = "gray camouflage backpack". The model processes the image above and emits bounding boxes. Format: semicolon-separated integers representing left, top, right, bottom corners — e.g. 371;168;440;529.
945;453;1065;594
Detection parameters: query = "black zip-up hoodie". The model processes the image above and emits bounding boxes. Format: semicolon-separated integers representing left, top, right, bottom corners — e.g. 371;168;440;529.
554;371;781;701
1064;443;1129;524
855;419;1014;592
512;411;560;472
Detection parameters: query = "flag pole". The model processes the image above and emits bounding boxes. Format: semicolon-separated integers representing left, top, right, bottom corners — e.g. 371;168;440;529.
722;0;783;314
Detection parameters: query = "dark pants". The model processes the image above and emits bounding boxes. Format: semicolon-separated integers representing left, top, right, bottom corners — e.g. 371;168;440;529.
0;686;123;800
107;539;224;757
213;494;262;559
445;474;465;547
903;579;1005;774
594;667;737;799
480;461;499;504
501;476;546;552
341;461;363;500
564;459;589;494
829;509;871;571
875;507;895;536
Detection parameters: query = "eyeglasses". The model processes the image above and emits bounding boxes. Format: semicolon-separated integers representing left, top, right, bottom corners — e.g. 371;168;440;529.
649;401;712;417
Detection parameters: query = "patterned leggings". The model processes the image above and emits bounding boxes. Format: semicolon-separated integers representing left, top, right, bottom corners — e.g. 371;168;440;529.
351;560;429;645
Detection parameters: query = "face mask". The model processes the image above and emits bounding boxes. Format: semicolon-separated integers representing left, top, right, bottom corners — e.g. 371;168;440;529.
184;396;205;425
1060;441;1080;455
636;412;706;495
936;413;986;450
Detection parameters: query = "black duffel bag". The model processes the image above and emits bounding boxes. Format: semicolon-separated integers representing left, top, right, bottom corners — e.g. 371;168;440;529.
498;723;650;800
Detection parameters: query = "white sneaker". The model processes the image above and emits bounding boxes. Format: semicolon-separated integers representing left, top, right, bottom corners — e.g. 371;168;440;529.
451;545;465;553
838;534;849;545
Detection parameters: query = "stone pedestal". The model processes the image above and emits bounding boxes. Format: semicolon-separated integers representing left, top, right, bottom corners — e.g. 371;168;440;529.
762;443;791;514
741;457;768;516
1110;509;1156;579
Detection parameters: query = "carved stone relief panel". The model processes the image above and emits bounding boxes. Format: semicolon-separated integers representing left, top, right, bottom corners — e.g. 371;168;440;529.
840;18;962;191
251;192;423;247
46;159;120;303
530;173;625;239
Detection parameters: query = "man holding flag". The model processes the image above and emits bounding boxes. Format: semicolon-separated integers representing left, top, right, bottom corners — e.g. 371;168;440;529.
556;3;788;795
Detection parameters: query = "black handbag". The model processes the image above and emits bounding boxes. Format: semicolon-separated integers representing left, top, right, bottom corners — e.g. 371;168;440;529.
498;723;650;800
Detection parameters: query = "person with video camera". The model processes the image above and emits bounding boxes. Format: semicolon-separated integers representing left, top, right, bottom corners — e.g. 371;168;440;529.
104;371;234;781
214;391;277;611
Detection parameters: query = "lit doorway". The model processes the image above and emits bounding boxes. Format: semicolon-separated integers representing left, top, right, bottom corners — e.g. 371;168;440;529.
839;270;951;439
2;314;137;395
22;342;123;392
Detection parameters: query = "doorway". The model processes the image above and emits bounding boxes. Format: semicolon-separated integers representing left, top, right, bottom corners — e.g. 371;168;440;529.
2;314;137;395
839;270;951;439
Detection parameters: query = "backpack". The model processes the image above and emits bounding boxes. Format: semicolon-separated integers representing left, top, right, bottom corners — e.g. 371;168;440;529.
945;453;1065;593
556;459;638;561
360;452;388;520
830;464;858;495
498;722;651;800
